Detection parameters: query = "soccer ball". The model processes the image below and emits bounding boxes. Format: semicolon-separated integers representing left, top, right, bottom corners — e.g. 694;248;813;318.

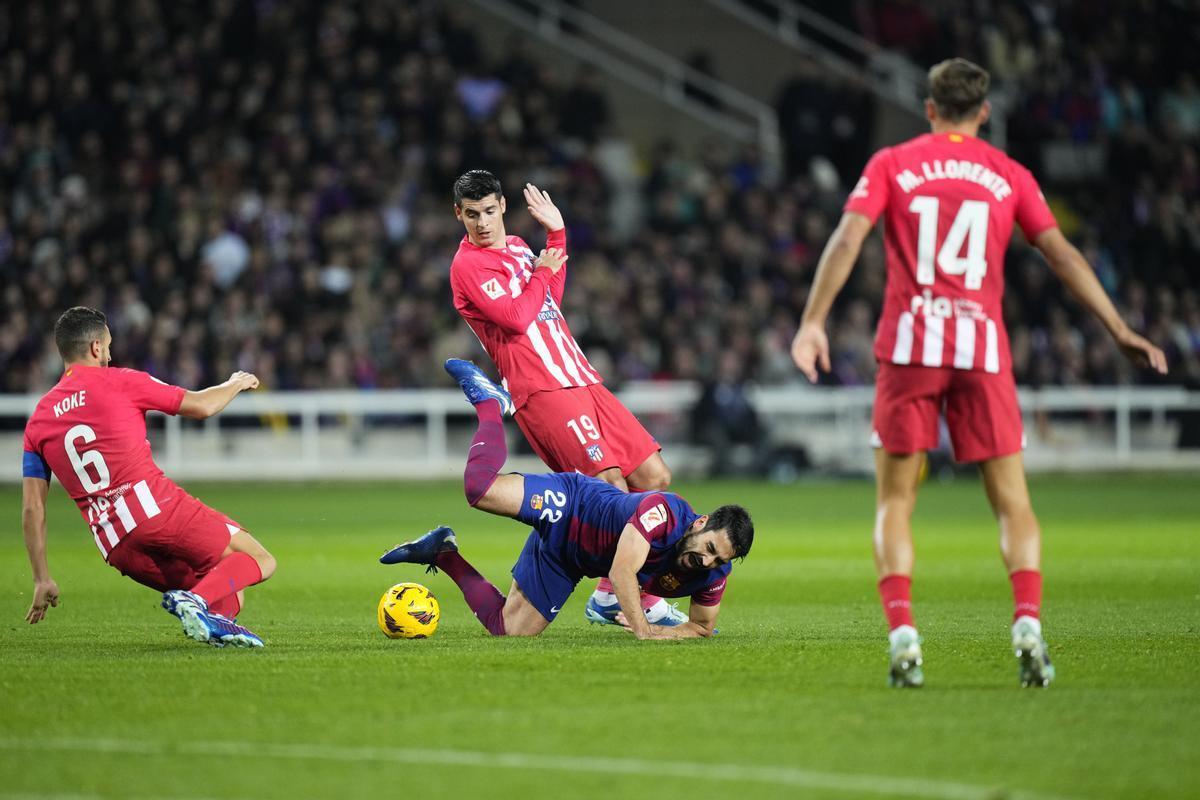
377;582;440;639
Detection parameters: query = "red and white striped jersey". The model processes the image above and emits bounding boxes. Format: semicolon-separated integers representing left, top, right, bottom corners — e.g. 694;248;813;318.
450;229;601;409
22;366;189;560
844;132;1058;374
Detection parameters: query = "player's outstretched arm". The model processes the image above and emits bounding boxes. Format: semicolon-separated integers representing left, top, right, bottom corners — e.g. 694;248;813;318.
792;212;874;382
179;371;260;420
608;525;664;640
1033;228;1168;374
22;477;58;624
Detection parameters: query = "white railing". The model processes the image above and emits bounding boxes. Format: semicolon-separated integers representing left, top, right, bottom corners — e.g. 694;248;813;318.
465;0;783;179
2;384;1198;481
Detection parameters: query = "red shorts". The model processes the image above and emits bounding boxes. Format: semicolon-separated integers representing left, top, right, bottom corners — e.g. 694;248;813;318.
106;494;243;592
872;362;1024;463
515;384;660;477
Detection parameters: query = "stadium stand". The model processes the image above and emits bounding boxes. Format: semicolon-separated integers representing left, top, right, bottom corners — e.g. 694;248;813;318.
1;0;1196;398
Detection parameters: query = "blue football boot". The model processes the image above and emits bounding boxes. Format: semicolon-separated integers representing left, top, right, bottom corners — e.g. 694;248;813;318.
162;590;263;648
584;594;621;626
380;526;459;572
585;595;709;631
203;612;265;648
444;358;515;416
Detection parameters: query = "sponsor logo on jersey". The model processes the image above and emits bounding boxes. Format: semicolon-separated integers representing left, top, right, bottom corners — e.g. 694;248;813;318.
660;573;680;590
586;444;604;463
639;503;667;531
480;278;506;300
530;494;544;511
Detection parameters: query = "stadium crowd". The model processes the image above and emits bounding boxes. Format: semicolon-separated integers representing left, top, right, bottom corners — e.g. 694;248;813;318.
1;0;1196;397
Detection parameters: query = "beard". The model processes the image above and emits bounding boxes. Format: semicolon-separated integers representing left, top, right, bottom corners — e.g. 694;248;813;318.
675;533;704;571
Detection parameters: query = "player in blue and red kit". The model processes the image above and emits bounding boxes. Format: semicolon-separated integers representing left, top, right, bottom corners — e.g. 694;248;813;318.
380;360;754;639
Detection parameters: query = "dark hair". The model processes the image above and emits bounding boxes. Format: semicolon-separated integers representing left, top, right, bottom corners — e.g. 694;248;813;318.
704;504;754;560
453;170;503;207
54;307;108;360
927;58;990;121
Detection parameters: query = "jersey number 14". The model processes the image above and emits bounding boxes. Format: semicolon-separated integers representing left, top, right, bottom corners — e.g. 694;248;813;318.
908;196;989;290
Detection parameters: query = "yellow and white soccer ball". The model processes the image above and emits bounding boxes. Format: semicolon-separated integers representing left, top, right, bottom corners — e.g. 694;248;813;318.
377;582;440;639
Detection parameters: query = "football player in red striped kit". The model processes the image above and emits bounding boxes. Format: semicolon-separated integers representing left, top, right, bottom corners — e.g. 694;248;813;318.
791;59;1167;688
449;170;685;628
21;307;275;647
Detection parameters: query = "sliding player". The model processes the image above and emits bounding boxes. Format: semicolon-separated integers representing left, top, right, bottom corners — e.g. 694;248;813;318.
448;170;683;626
792;59;1167;687
21;307;276;647
379;360;753;639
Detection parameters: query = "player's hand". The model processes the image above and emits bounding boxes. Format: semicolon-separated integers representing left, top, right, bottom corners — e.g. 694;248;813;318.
534;247;568;275
1113;327;1168;374
26;578;59;624
524;183;564;232
228;371;260;391
791;323;831;383
615;611;675;640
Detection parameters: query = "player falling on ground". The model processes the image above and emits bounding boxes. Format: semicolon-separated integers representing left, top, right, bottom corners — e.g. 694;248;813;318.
791;58;1167;688
449;169;684;628
21;307;277;647
379;360;753;638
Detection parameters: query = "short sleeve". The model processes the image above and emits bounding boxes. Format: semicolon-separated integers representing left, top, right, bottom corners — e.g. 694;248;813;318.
1013;167;1058;239
628;494;674;544
691;575;728;607
116;368;185;414
22;450;50;481
843;149;892;224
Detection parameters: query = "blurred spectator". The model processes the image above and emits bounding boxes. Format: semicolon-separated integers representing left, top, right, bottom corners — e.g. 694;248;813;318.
0;0;1194;400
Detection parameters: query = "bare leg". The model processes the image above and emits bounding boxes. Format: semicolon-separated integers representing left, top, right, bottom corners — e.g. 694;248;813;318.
593;466;628;491
501;580;552;637
223;530;277;580
873;450;925;577
979;452;1041;572
471;473;526;518
626;452;671;491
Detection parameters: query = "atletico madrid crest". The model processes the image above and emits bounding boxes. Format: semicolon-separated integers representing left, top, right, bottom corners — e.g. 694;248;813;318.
586;444;604;462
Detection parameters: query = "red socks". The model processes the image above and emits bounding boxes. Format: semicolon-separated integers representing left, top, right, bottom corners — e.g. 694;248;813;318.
208;592;241;619
190;552;263;610
878;571;1042;630
1010;569;1042;621
878;574;914;631
435;551;507;636
464;400;507;506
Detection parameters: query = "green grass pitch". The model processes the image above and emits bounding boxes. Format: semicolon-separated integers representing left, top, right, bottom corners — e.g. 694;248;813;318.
2;473;1198;799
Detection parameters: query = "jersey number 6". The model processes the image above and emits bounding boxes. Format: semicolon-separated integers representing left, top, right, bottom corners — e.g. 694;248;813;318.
65;424;111;493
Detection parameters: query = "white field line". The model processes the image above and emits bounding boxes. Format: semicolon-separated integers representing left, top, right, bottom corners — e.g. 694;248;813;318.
0;737;1076;800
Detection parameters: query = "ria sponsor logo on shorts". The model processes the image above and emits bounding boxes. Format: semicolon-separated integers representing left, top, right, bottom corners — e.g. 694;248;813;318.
639;504;667;532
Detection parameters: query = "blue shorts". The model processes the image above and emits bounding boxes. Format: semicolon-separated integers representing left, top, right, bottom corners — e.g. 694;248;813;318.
511;473;584;622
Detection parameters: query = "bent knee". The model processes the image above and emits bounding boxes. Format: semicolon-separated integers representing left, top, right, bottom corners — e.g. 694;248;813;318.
639;466;672;492
254;550;277;581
